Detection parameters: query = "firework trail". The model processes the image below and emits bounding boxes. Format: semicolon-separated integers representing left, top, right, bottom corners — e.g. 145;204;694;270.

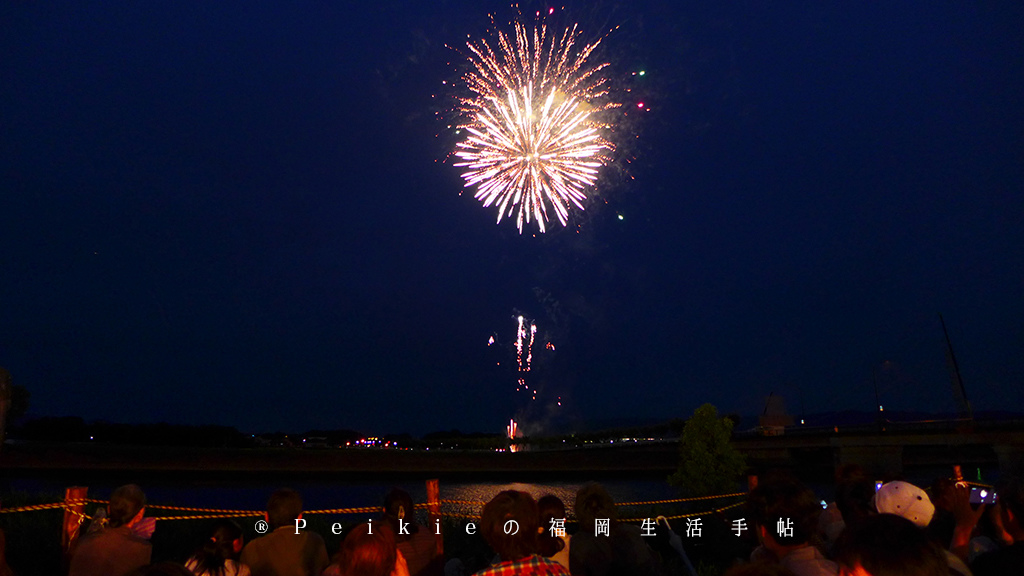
515;315;526;370
494;314;562;444
526;322;537;371
452;16;620;233
514;315;539;399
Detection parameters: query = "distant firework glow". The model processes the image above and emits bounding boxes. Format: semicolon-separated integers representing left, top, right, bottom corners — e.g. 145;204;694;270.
452;17;620;233
507;418;520;452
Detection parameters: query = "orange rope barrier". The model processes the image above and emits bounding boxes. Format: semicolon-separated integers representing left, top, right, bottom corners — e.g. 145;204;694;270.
617;492;747;507
1;492;749;525
304;506;381;516
150;512;263;521
145;504;263;515
620;500;747;522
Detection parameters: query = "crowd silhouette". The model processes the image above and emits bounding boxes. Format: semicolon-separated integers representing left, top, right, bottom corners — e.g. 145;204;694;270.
11;467;1020;576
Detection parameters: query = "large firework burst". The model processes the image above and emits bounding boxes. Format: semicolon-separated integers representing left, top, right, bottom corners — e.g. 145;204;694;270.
453;18;620;233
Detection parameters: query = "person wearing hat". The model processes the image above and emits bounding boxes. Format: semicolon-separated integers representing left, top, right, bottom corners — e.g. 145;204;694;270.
872;481;974;576
873;481;936;528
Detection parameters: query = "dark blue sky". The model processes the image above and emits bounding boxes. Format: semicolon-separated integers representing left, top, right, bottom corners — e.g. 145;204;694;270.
2;1;1022;436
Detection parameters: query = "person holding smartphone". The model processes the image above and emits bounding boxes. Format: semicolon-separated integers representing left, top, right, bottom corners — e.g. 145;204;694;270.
970;474;1024;576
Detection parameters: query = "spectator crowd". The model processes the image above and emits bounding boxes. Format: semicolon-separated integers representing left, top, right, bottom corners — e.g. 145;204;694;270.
8;466;1022;576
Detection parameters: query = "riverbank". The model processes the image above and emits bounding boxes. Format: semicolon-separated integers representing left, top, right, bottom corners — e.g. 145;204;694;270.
0;441;679;480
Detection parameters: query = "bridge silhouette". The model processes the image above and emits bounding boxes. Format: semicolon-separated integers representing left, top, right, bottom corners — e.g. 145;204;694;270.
733;419;1024;477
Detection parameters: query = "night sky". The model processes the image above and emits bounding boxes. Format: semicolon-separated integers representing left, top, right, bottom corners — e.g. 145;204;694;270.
2;1;1022;436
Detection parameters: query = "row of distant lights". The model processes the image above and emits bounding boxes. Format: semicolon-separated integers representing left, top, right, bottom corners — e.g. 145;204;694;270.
344;437;399;448
575;437;660;444
83;408;890;444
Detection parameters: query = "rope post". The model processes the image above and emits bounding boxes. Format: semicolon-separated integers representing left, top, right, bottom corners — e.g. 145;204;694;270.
426;479;443;556
747;475;758;493
62;486;88;554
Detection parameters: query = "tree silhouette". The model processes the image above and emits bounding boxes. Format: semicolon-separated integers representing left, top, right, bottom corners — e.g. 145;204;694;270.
668;403;747;497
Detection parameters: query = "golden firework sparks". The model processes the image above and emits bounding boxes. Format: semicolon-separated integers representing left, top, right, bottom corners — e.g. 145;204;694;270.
453;18;620;233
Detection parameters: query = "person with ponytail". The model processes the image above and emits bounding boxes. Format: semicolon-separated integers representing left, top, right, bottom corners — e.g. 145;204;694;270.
381;489;441;576
185;520;251;576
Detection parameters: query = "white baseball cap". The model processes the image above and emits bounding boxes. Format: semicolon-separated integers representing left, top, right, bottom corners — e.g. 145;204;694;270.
874;481;935;528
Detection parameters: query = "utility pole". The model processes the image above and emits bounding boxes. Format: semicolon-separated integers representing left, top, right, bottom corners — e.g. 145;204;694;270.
939;314;973;422
872;366;881;412
0;366;11;453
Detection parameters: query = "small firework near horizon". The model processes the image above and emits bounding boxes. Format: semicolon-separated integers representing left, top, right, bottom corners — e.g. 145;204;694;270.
451;14;621;233
507;418;520;452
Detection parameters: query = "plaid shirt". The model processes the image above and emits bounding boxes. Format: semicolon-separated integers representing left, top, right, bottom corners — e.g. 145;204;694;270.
476;555;570;576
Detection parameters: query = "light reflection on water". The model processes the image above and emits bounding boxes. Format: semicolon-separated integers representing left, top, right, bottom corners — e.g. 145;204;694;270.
441;480;676;519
